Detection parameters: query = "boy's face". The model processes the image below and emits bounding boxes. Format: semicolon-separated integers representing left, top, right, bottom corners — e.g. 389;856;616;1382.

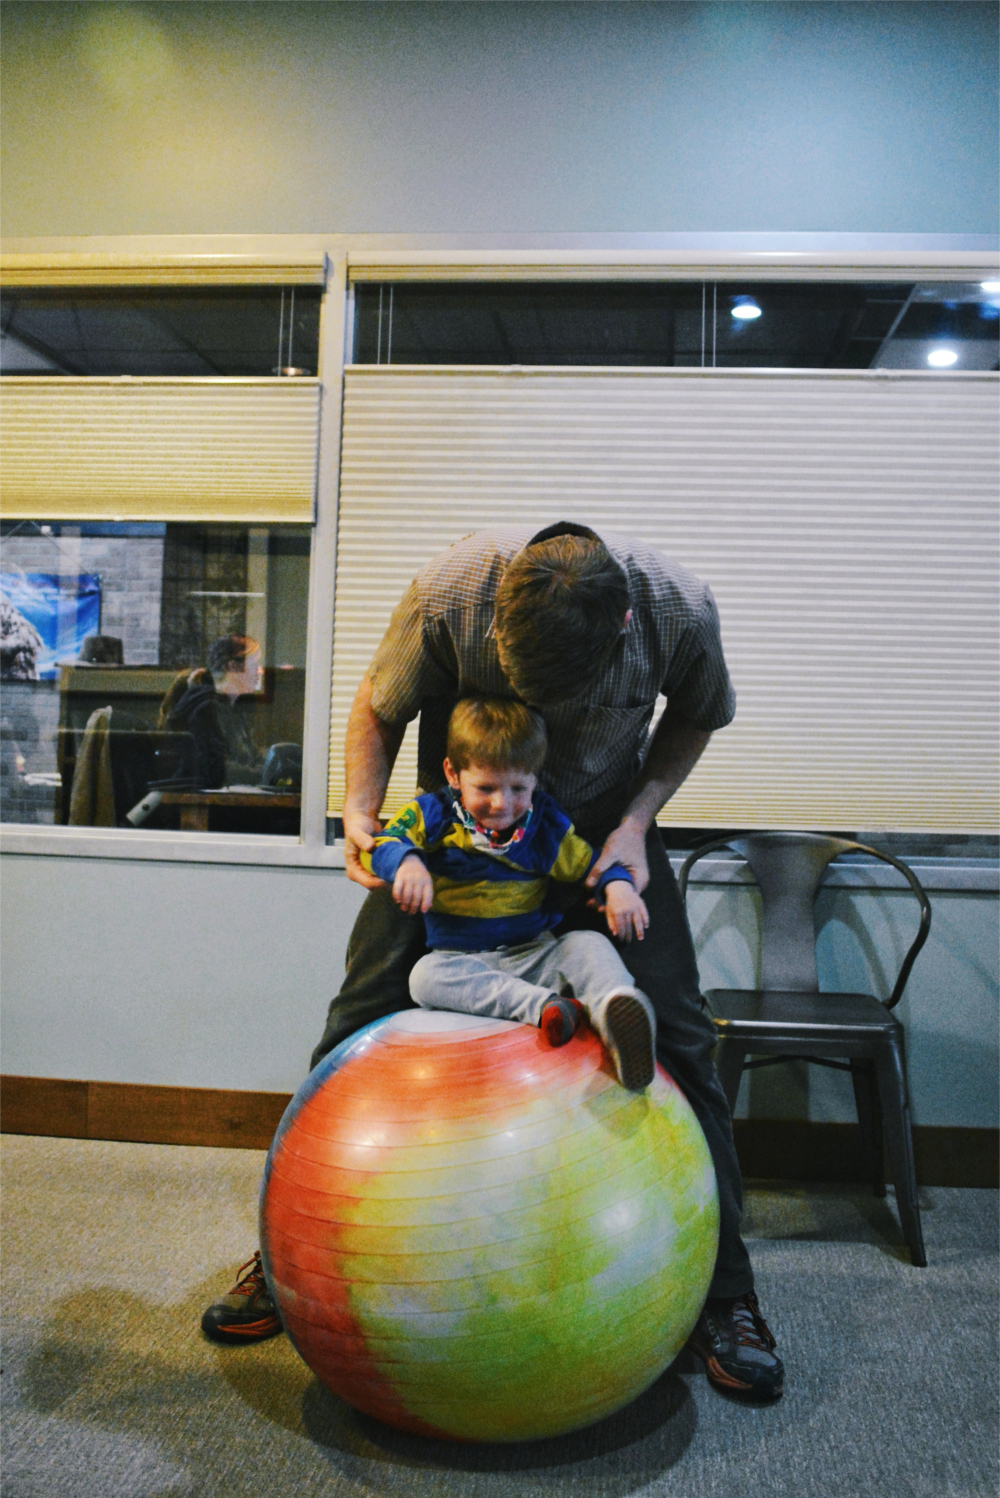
443;759;536;832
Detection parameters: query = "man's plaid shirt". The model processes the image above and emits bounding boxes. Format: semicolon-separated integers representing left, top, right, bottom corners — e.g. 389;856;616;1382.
368;526;736;824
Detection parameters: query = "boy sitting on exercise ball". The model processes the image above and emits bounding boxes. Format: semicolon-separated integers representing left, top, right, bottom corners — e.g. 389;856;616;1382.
362;696;657;1090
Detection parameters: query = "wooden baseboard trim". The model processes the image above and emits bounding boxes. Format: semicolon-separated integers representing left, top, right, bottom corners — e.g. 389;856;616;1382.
2;1075;997;1187
0;1075;290;1150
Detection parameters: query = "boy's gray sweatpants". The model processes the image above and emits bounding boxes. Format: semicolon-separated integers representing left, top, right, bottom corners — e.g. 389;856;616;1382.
409;928;648;1042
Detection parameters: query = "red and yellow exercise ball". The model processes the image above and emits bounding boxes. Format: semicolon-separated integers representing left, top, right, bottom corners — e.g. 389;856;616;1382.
259;1009;718;1443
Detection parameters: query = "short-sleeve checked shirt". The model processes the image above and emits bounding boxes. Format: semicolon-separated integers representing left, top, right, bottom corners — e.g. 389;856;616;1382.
368;525;735;824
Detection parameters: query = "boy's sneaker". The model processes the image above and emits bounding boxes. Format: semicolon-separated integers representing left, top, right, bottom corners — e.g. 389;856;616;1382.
540;996;585;1046
688;1292;784;1399
604;990;655;1089
201;1251;283;1345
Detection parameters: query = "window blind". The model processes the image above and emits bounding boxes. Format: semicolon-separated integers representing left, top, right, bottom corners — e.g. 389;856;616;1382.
0;377;321;522
346;252;994;284
0;253;326;287
328;367;998;834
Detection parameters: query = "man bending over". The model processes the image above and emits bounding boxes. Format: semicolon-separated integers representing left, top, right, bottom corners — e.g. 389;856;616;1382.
202;522;783;1402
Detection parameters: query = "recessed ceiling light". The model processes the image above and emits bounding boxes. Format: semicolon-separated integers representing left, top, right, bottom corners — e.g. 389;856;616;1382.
927;347;959;367
731;297;762;321
981;281;1000;293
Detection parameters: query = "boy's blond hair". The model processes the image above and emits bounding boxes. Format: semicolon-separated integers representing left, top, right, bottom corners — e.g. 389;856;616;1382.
446;697;547;775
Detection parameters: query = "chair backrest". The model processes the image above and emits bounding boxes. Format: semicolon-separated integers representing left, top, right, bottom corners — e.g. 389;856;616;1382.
678;831;931;1007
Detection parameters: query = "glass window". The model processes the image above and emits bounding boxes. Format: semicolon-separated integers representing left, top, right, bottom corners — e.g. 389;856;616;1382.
1;521;310;835
352;281;1000;371
873;282;1000;372
0;287;322;377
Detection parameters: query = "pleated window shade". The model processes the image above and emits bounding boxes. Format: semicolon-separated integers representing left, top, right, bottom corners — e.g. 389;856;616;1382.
0;377;321;522
328;367;999;833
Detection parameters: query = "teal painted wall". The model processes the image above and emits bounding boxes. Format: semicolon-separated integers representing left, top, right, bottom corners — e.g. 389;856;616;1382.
0;856;368;1096
2;854;996;1129
2;1;997;236
687;882;999;1129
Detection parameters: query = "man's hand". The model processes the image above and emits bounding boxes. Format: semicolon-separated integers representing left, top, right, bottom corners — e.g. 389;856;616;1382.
585;712;712;902
586;818;651;895
343;809;387;889
602;879;649;942
392;854;435;915
342;676;408;889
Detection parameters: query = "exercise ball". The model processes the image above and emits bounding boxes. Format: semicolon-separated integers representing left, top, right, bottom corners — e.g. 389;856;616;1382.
260;1009;718;1443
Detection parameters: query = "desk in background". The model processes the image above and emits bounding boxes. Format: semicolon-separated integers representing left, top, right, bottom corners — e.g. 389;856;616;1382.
159;789;301;833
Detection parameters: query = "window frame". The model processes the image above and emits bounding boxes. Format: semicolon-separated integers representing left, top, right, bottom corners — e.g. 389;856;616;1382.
1;234;996;869
1;244;347;866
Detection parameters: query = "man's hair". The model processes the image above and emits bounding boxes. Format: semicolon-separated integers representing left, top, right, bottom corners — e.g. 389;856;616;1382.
446;697;548;776
494;536;629;704
207;634;259;677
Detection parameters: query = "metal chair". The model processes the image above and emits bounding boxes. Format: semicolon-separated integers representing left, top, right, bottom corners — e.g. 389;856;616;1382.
678;832;931;1266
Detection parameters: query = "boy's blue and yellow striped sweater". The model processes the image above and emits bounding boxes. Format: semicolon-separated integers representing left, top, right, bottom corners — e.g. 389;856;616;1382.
362;788;632;952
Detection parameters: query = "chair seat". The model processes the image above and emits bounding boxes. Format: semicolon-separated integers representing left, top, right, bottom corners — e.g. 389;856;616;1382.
705;988;898;1036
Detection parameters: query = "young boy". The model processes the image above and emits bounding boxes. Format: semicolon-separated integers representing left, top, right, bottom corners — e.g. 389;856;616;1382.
361;697;658;1089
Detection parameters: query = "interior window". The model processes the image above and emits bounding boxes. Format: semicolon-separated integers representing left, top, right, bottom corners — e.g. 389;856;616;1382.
0;520;310;836
0;287;322;377
352;280;1000;371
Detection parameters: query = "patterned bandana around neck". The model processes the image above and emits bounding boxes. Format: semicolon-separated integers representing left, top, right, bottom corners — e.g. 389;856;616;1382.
452;792;533;854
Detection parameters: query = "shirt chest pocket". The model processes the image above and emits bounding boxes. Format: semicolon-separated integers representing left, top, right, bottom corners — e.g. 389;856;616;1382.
544;703;657;766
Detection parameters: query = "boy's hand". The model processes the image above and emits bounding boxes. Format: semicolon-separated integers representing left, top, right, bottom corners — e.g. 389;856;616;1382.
393;854;434;915
602;879;649;943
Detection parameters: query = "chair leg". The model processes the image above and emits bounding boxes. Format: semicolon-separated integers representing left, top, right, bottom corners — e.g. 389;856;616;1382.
875;1031;927;1267
850;1059;886;1197
713;1038;747;1115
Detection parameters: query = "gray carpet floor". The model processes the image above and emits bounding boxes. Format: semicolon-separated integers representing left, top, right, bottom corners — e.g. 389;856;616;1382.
1;1134;997;1498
